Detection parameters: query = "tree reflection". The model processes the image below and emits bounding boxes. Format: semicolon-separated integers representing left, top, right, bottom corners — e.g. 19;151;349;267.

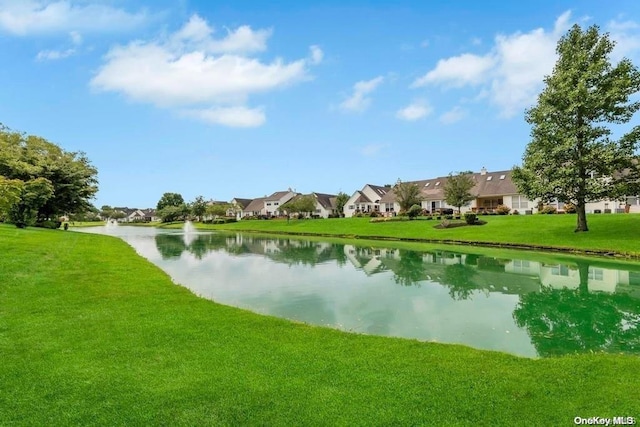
393;250;426;287
154;234;187;260
441;263;478;300
513;261;640;357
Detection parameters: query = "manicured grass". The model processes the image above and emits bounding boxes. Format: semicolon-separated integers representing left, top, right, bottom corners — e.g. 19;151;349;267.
182;214;640;257
1;223;639;425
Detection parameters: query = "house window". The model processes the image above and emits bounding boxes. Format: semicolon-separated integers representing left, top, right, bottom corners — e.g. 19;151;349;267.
588;268;604;281
550;265;569;276
266;202;272;206
348;205;354;210
511;260;530;273
487;176;492;181
512;195;529;209
499;175;505;180
435;182;440;186
425;182;430;187
385;203;394;212
274;202;279;206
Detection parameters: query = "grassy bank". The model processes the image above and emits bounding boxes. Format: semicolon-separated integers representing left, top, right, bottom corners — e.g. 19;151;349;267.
178;214;640;257
1;224;639;425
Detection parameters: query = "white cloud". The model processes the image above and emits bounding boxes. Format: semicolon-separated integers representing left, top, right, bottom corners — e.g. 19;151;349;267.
181;106;265;128
439;106;466;124
396;100;432;121
91;15;318;127
339;76;384;113
0;0;149;35
607;19;640;62
172;15;272;54
309;45;323;64
411;10;574;118
412;53;495;88
36;47;75;61
69;30;81;45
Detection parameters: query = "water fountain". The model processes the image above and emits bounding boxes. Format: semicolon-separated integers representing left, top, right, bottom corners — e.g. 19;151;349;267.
182;220;197;246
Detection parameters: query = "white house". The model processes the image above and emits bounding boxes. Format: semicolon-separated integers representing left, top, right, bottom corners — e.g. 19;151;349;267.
344;184;390;217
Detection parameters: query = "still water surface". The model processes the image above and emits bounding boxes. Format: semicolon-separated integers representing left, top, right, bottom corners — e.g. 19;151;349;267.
78;225;640;358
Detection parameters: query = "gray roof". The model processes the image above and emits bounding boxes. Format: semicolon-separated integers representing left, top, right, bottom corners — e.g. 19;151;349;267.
244;197;266;213
266;191;293;201
232;198;252;208
354;191;372;203
314;192;337;209
379;170;520;203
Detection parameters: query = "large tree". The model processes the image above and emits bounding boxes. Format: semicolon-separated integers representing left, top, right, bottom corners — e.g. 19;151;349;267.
281;195;316;218
334;191;349;217
512;25;640;232
190;195;208;222
394;180;422;213
0;125;98;225
443;172;476;214
156;192;185;211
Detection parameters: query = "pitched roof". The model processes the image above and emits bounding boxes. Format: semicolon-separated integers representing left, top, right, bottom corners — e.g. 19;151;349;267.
354;191;372;203
243;197;266;213
379;169;520;203
472;170;518;196
366;184;390;197
232;198;252;208
266;191;293;201
313;192;337;209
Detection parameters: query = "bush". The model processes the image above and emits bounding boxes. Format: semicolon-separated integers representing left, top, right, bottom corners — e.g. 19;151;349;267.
407;204;422;220
369;211;380;218
540;205;557;214
495;204;511;215
564;203;576;213
35;220;61;229
512;210;520;215
464;212;477;225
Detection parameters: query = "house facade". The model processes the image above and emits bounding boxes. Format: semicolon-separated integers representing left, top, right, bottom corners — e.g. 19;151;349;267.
343;184;390;217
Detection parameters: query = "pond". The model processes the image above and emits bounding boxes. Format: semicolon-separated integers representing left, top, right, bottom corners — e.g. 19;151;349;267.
77;225;640;358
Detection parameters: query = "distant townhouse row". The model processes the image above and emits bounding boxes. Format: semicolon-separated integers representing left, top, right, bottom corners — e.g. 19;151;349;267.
231;190;339;219
342;167;640;217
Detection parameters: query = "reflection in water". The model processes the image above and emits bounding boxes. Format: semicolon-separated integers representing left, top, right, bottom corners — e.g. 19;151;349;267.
514;288;640;357
76;226;640;358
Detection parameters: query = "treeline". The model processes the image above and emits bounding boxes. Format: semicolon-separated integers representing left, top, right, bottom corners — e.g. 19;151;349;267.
0;124;98;228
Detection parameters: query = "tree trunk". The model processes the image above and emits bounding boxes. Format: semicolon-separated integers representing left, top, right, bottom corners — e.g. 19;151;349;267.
575;201;588;232
577;261;590;295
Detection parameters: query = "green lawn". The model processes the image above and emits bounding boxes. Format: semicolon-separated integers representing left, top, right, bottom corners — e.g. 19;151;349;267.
1;223;639;425
178;214;640;257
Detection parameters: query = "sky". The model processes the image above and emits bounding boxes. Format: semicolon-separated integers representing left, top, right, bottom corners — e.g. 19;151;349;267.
1;0;640;209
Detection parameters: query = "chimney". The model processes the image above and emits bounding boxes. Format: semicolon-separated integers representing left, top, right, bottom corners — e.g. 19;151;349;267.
480;167;487;176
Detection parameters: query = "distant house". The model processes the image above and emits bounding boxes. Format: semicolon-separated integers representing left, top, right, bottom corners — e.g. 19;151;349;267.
280;192;337;218
376;169;536;215
312;192;338;218
242;197;267;218
264;190;297;216
229;198;252;219
343;184;390;217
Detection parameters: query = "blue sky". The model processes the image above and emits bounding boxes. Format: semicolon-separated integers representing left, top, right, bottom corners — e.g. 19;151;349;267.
1;1;639;208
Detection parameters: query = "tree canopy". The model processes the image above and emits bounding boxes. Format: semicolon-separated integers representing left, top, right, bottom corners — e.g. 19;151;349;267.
394;180;422;213
156;192;185;211
0;124;98;227
334;192;349;217
443;172;476;214
512;24;640;232
281;195;316;217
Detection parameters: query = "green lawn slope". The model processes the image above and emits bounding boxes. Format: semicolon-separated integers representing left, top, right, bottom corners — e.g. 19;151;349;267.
2;224;639;425
182;214;640;258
